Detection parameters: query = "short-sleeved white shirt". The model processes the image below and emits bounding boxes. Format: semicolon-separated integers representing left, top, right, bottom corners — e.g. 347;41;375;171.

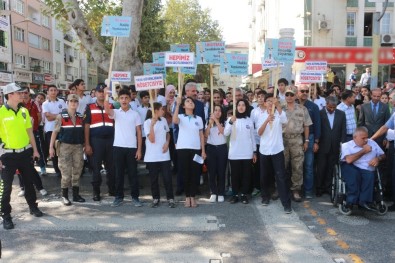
258;110;288;155
176;114;203;150
76;94;93;114
137;106;150;137
42;99;67;132
112;108;142;148
341;139;384;171
129;100;141;111
144;118;170;162
156;94;166;106
206;123;226;145
224;117;256;160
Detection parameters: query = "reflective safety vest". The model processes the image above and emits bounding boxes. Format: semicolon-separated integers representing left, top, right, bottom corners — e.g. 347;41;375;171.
89;103;114;129
59;110;84;144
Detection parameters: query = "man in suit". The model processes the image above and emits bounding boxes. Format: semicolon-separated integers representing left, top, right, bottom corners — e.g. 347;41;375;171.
316;96;347;196
358;88;391;148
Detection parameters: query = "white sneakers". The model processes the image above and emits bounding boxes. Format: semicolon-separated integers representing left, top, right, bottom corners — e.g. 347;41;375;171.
40;189;48;196
18;190;25;197
209;194;217;203
218;195;224;202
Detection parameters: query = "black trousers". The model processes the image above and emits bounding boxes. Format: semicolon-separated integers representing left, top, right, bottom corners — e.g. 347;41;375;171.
45;131;60;174
229;159;252;196
147;161;174;200
1;148;38;217
177;149;201;197
206;144;228;196
34;130;46;168
17;169;44;191
252;144;261;191
90;136;115;193
260;151;291;207
113;147;138;199
169;128;177;171
316;152;338;193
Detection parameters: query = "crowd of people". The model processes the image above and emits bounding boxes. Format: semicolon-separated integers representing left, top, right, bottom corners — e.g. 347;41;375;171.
1;73;395;230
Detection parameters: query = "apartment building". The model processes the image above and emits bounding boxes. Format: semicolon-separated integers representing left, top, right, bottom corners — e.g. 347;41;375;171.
248;0;395;88
0;0;13;85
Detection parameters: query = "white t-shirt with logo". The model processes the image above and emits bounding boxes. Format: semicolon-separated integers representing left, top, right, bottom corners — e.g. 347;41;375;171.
176;114;203;150
42;99;67;132
224;117;256;160
144;117;170;162
111;108;142;148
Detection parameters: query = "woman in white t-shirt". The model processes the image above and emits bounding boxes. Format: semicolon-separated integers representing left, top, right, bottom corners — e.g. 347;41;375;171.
205;105;228;203
144;103;175;208
224;99;257;205
173;96;206;208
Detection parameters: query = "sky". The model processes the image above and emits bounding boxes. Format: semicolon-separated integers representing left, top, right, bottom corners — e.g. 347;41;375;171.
198;0;250;44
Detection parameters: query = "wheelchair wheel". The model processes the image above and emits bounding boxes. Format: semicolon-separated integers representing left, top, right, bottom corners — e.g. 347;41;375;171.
376;203;388;216
331;165;339;206
339;203;352;216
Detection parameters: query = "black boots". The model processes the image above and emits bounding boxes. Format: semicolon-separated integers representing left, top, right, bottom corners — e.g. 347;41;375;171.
62;188;71;206
72;186;85;203
93;187;101;201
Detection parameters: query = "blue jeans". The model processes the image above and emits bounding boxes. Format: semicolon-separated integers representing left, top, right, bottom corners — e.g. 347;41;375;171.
303;134;315;194
341;163;374;205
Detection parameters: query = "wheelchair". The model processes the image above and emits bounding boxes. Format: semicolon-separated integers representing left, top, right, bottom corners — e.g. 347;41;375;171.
331;161;388;216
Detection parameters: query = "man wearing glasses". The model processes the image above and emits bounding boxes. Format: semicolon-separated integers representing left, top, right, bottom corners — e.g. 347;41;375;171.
0;83;43;230
283;88;312;202
297;85;321;198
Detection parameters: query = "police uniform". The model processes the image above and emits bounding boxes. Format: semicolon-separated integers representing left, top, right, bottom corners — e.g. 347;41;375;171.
283;103;312;196
0;83;43;230
84;101;115;200
55;108;85;203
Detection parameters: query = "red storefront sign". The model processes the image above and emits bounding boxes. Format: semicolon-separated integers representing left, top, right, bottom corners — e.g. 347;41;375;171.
295;47;395;64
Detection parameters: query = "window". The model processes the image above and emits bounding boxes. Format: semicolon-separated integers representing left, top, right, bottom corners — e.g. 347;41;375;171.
43;61;51;73
364;13;373;36
14;0;24;14
15;54;25;67
347;12;356;36
56;62;61;74
0;30;8;47
74;48;78;59
14;27;24;42
29;32;40;49
42;38;50;51
74;67;79;78
1;0;7;10
55;39;61;52
0;62;7;71
42;15;50;28
381;13;391;34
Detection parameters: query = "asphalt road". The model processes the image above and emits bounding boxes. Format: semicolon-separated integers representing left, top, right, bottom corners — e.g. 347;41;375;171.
1;164;394;263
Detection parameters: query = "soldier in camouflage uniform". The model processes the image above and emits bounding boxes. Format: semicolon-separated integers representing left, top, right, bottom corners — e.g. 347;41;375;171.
282;88;312;202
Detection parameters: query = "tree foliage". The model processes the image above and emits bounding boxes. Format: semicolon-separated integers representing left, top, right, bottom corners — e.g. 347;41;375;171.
161;0;222;85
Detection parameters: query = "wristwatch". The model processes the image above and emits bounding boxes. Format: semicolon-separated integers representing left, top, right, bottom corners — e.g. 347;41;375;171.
229;120;233;125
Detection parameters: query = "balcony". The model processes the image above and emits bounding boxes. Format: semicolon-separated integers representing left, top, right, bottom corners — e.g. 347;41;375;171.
64;34;73;42
30;65;42;73
65;74;73;81
64;54;74;64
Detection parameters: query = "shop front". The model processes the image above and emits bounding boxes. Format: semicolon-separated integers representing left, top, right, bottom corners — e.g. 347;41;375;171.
0;72;12;86
32;73;45;91
14;70;32;88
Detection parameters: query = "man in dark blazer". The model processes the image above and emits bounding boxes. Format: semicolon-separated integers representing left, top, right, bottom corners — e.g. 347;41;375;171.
358;88;391;147
316;96;347;196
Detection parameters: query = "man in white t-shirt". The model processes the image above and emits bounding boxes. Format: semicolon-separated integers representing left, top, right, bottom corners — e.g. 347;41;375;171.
42;85;67;176
74;79;93;114
104;87;143;208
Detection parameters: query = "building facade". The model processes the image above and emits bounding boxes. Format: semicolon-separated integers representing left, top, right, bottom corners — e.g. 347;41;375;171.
247;0;395;89
0;0;13;86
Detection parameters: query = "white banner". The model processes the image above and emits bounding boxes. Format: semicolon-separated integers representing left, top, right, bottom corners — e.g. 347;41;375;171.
164;52;194;67
305;61;327;73
134;74;164;91
111;71;131;82
299;71;323;83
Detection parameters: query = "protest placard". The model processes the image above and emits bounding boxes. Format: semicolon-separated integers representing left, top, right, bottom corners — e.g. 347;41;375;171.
152;52;166;64
264;38;295;63
305;61;327;73
261;58;284;69
299;71;323;83
220;53;248;75
196;41;225;64
134;74;164;91
111;71;131;82
164;52;195;67
101;16;132;37
170;44;190;52
143;63;166;76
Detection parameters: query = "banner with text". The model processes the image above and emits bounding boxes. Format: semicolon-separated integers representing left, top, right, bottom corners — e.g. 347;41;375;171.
264;38;295;63
261;58;284;69
143;63;166;77
152;52;167;64
170;44;190;52
220;53;248;75
101;16;132;37
299;71;323;83
111;71;131;82
305;61;327;73
196;41;225;64
165;52;195;68
134;74;164;91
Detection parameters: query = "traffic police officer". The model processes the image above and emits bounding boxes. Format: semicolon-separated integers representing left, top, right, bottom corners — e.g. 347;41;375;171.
84;84;115;201
0;83;43;230
49;94;85;205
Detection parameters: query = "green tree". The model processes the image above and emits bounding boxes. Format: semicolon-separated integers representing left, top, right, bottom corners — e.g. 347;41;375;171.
161;0;222;85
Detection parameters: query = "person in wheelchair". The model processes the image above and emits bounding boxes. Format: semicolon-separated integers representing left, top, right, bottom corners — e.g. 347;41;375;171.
340;127;385;211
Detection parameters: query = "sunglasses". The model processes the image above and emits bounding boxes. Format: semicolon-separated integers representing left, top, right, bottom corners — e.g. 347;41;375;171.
285;93;294;97
299;90;309;93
